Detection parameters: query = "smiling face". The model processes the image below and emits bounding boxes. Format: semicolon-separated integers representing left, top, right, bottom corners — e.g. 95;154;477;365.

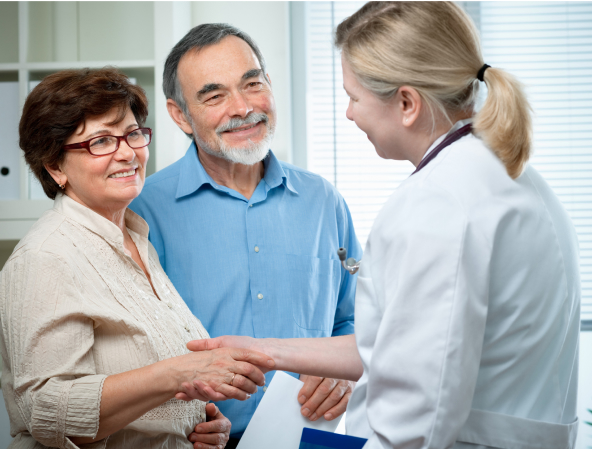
174;36;276;165
341;54;405;160
48;107;149;219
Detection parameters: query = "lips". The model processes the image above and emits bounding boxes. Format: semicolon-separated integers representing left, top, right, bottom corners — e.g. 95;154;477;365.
108;168;136;178
225;123;260;133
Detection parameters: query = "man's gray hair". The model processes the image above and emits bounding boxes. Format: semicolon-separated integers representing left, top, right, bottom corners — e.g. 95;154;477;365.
163;23;268;116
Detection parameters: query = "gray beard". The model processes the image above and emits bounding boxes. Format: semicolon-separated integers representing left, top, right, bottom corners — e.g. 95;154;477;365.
191;113;274;166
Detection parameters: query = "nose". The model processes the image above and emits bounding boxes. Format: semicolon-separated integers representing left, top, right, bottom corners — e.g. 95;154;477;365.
345;99;354;121
113;138;136;162
229;92;253;118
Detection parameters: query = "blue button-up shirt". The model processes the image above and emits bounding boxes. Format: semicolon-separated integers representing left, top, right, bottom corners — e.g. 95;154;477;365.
130;143;362;435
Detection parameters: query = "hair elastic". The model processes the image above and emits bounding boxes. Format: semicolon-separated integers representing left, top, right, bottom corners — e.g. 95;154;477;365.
477;64;491;82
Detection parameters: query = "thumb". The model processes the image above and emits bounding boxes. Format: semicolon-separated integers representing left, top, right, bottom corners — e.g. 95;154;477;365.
205;402;219;417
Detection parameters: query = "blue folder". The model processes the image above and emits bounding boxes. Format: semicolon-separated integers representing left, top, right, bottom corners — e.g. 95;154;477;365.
299;428;368;449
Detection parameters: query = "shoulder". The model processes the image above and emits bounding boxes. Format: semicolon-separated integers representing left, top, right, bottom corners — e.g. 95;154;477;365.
280;161;346;203
132;158;185;213
9;209;70;260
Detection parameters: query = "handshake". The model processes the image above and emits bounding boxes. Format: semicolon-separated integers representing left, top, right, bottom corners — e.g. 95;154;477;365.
174;334;356;418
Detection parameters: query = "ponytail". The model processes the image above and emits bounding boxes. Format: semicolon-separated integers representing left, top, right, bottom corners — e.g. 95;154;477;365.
335;1;533;179
473;67;532;179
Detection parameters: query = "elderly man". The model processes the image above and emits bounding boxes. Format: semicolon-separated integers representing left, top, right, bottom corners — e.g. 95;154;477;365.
130;23;362;447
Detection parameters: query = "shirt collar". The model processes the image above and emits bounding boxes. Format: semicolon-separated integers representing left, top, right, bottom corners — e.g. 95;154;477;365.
53;192;149;246
421;118;473;162
176;141;298;199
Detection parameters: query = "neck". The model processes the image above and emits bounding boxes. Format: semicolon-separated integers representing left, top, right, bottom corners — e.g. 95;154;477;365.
197;148;265;200
409;113;472;167
63;191;128;233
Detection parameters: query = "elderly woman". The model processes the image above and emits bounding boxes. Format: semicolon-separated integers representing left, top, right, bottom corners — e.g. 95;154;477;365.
0;68;273;449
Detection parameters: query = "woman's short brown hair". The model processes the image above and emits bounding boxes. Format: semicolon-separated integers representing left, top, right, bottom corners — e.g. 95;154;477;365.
19;67;149;199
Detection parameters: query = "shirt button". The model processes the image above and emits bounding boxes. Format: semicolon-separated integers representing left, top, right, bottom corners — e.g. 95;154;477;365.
249;204;253;207
166;302;173;309
257;293;263;300
185;325;190;332
254;246;260;253
154;314;159;320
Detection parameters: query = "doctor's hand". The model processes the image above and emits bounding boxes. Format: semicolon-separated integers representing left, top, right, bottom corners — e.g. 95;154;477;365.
298;375;355;422
188;403;231;449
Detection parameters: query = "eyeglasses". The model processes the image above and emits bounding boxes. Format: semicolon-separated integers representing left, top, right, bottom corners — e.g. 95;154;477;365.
63;127;152;156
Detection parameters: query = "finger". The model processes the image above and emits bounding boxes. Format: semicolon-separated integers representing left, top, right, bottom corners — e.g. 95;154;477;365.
178;381;210;402
193;419;230;435
322;387;352;421
204;403;219;419
232;360;267;387
230;373;258;394
312;380;351;420
189;432;229;446
175;392;192;401
191;380;232;402
215;382;253;401
298;375;324;405
230;348;275;371
187;337;224;352
301;378;339;420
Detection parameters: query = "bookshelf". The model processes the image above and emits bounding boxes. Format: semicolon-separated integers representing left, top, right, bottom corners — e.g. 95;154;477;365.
0;1;192;240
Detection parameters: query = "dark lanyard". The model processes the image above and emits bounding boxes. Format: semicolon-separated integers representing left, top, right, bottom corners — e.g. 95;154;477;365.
411;123;473;175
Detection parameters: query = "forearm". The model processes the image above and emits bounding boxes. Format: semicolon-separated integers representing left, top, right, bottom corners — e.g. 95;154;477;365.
261;335;362;381
70;359;177;444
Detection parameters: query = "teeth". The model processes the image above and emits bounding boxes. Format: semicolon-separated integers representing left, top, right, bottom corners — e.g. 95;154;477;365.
109;169;135;178
228;123;257;133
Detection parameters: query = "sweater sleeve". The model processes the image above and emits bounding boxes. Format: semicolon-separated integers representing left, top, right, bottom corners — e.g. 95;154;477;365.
1;249;107;449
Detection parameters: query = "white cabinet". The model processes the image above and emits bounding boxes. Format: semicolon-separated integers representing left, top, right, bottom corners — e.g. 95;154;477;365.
0;1;191;241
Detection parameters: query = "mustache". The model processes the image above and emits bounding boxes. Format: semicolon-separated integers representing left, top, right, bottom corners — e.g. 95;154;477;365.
216;113;269;134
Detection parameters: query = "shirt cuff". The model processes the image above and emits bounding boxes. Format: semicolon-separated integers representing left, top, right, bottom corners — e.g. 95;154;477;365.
31;374;107;449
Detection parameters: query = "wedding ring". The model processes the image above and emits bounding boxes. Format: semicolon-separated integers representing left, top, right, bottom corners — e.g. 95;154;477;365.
230;373;236;386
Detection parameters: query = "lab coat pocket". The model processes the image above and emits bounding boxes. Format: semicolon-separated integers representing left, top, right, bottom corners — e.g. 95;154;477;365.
284;254;341;332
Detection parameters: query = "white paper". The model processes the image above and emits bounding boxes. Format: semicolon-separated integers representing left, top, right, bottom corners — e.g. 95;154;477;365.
237;371;341;449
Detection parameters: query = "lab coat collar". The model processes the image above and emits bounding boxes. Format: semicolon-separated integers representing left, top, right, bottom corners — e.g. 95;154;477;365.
420;118;473;163
175;141;297;199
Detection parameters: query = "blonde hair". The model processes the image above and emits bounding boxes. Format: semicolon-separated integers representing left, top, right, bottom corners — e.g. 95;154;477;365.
335;1;532;179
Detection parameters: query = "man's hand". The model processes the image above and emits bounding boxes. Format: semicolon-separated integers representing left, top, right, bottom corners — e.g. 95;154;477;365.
188;403;231;449
298;375;355;421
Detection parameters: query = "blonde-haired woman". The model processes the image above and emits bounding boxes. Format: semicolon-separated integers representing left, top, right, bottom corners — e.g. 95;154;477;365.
187;2;580;448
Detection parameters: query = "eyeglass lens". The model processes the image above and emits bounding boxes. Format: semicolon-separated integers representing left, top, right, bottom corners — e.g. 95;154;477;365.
88;129;151;155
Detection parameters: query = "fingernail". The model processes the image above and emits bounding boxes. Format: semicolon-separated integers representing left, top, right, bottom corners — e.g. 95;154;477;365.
267;360;275;367
325;412;333;420
299;395;306;404
310;413;317;421
302;408;310;417
246;394;252;399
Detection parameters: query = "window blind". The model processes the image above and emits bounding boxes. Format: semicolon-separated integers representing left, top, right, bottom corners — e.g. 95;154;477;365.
305;1;592;321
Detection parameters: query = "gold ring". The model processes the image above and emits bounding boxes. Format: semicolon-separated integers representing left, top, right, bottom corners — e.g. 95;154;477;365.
230;373;236;386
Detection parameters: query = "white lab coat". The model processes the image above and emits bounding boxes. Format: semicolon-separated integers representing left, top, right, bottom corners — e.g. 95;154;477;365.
346;123;580;449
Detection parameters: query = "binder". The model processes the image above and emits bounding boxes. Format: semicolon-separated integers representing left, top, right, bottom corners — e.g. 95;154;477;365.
0;81;20;200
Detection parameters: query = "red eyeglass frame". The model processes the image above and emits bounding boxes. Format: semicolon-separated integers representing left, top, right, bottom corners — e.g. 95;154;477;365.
62;127;153;156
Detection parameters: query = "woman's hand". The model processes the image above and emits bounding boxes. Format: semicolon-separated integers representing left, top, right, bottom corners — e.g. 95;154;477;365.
171;347;275;402
188;403;230;449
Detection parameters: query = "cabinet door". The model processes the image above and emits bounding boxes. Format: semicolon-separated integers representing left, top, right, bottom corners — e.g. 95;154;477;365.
0;82;20;200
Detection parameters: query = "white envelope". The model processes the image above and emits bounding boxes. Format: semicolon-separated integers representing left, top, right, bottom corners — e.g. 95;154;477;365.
237;371;341;449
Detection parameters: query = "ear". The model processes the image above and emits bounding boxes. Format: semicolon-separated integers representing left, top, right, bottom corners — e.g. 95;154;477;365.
44;162;66;187
396;86;423;127
166;99;194;135
265;73;272;86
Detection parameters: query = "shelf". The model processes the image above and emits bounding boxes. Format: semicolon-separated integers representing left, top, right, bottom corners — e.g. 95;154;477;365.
0;60;155;72
0;2;18;64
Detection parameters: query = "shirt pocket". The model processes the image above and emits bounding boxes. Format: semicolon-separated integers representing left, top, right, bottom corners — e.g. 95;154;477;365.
282;254;341;332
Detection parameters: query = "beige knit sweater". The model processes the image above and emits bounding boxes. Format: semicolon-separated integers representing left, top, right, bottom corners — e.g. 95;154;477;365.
0;193;209;449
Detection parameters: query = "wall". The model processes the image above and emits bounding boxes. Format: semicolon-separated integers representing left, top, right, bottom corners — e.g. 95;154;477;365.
191;1;292;163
